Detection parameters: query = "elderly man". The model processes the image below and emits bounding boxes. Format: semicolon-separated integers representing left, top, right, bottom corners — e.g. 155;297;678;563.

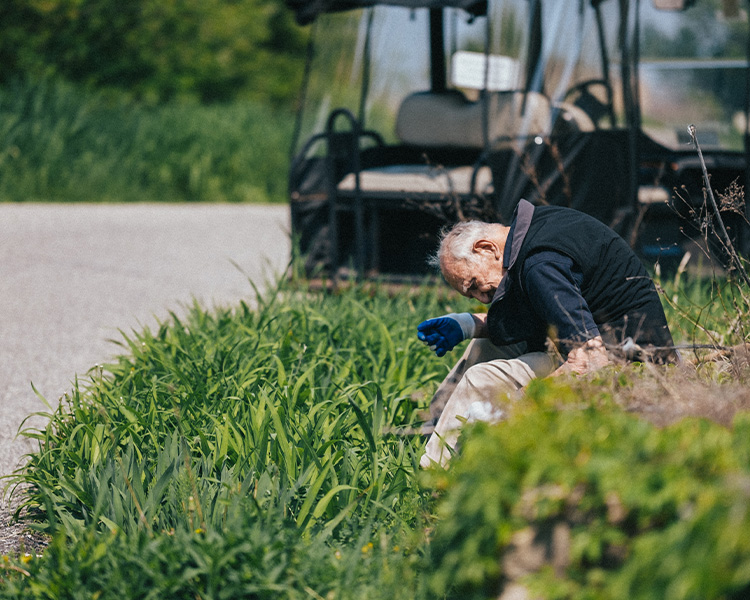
418;199;676;467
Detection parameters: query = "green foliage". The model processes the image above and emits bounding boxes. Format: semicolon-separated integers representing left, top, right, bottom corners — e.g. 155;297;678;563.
0;78;293;202
0;500;423;599
14;279;451;534
426;376;750;600
657;265;750;351
2;273;750;598
0;0;307;106
1;277;457;598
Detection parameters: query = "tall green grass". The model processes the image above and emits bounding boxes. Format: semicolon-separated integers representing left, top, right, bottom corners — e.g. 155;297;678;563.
15;278;457;534
2;270;749;599
0;78;293;203
658;263;750;352
3;276;461;598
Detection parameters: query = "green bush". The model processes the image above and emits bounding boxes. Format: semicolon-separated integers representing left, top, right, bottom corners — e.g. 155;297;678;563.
0;78;293;203
426;376;750;600
0;0;307;106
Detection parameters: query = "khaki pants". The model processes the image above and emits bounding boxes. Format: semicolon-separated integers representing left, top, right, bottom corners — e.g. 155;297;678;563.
420;339;557;468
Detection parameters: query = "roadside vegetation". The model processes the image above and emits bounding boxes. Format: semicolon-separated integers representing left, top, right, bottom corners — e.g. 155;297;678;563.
1;0;309;204
0;0;306;106
0;78;294;203
0;261;749;599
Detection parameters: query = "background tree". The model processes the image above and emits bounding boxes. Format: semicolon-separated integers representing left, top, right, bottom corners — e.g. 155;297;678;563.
0;0;308;106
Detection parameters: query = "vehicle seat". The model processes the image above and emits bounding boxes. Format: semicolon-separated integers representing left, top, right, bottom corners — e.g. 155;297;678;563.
337;163;494;196
395;90;552;149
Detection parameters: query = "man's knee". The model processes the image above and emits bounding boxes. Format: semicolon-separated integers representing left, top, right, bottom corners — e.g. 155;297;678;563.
461;361;521;403
462;352;554;403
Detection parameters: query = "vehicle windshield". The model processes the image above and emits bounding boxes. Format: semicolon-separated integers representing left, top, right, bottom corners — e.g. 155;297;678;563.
639;0;748;151
293;0;625;150
293;0;748;153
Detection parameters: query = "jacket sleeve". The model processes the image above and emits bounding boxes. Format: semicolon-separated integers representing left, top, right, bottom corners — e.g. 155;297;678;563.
521;250;600;356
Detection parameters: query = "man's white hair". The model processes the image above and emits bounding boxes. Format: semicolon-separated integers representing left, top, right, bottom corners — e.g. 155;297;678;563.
429;220;497;271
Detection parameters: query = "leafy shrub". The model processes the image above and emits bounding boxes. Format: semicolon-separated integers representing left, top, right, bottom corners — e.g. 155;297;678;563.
425;376;750;600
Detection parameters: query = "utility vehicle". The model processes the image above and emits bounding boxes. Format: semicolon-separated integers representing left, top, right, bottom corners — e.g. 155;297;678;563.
286;0;750;280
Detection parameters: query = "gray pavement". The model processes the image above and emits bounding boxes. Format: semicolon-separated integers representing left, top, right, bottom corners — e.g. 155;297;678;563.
0;203;290;482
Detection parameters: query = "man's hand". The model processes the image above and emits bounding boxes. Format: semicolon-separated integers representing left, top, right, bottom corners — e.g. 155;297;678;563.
417;313;476;357
554;336;610;375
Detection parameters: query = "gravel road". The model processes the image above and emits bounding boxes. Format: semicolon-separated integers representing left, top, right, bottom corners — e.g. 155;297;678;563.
0;203;290;490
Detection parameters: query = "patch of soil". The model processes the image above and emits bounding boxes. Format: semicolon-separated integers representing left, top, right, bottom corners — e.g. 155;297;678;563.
0;493;48;557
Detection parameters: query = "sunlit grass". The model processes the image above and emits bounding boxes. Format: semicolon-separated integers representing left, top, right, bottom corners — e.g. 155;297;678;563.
1;267;749;599
2;275;462;598
0;78;293;203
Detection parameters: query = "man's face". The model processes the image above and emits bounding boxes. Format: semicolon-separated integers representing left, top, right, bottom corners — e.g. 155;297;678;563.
442;251;504;304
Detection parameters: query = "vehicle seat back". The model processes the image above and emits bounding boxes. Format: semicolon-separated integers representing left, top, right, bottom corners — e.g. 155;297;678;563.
395;90;552;149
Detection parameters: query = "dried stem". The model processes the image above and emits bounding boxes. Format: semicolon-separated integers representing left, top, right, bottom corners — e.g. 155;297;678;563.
687;124;750;289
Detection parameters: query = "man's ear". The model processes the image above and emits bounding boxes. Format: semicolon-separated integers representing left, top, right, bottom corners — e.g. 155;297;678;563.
472;238;501;259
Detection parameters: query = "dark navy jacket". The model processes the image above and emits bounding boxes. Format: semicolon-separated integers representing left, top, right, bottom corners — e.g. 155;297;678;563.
487;200;676;363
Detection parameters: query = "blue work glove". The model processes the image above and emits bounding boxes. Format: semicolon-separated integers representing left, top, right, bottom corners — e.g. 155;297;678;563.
417;313;476;357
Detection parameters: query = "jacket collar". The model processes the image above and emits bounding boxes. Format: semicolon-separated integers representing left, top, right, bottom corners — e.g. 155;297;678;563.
492;199;535;302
